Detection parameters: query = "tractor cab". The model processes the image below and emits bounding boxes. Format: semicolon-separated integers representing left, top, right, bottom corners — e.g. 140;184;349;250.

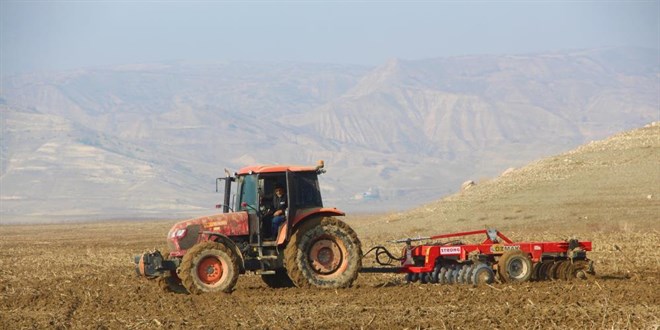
219;161;327;244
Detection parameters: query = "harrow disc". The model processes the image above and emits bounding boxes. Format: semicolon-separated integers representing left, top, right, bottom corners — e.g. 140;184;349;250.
537;260;554;281
443;266;452;284
462;265;475;284
431;265;442;284
531;262;543;281
569;260;595;280
457;266;466;284
471;264;495;286
449;268;459;284
438;267;448;284
555;261;572;280
548;261;563;280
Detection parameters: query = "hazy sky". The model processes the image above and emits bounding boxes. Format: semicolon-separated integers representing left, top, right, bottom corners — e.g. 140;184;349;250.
1;1;658;75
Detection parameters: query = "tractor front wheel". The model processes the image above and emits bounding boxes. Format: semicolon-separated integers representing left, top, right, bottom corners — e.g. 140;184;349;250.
178;241;239;294
284;217;362;288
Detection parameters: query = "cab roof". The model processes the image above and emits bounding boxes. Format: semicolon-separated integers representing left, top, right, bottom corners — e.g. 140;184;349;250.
236;164;319;175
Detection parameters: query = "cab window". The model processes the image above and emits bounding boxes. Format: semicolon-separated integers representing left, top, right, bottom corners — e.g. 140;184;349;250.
295;172;323;208
237;174;258;212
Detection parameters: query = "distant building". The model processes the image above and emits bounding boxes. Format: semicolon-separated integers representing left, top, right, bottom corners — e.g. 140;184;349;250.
354;187;380;201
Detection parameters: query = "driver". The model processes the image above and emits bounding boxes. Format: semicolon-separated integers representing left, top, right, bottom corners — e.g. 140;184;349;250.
270;185;287;239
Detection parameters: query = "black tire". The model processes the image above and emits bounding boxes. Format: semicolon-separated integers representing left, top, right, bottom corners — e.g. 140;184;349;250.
178;241;239;294
497;250;533;283
284;217;362;288
261;269;295;288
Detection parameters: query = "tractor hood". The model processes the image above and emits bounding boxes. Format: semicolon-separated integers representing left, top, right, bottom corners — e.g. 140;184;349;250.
166;212;249;256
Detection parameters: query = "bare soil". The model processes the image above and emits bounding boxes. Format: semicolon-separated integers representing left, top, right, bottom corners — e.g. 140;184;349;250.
1;124;658;329
0;221;658;329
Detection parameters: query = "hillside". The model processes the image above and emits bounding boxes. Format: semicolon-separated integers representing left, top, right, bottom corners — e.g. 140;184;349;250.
356;123;660;238
1;47;658;222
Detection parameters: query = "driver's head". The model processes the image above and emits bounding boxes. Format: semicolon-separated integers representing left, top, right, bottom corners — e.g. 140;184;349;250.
274;185;285;196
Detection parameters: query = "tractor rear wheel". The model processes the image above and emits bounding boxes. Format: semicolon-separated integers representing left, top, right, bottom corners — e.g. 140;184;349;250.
497;250;532;283
284;217;362;288
261;269;295;288
178;241;239;294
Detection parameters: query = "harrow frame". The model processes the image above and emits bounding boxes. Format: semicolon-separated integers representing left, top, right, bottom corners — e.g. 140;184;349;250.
361;228;594;285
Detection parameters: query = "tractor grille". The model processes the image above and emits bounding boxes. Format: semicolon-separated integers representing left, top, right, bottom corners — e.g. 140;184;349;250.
179;224;202;250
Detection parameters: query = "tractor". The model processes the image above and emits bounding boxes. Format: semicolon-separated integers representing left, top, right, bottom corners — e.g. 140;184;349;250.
134;161;362;293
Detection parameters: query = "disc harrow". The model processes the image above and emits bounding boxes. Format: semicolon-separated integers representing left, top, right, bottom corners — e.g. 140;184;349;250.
361;228;594;286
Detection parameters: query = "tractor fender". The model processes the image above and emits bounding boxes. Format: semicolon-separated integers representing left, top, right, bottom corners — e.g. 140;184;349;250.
275;208;346;245
202;231;245;273
291;207;345;229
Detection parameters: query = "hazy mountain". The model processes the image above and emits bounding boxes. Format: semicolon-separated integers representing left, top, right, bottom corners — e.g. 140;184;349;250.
1;47;658;223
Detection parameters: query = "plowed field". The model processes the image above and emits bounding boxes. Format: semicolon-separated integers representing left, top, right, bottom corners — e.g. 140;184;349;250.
1;219;658;329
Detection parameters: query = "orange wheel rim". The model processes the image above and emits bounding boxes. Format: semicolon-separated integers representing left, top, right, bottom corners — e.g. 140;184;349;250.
309;238;344;275
197;256;224;284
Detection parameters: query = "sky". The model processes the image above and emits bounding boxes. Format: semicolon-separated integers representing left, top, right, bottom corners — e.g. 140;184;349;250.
1;1;659;75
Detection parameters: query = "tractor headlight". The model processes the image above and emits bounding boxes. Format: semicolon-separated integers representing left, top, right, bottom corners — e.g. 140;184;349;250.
172;228;187;239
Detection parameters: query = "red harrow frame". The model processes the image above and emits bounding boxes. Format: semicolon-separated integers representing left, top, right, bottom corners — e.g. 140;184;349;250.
362;228;594;285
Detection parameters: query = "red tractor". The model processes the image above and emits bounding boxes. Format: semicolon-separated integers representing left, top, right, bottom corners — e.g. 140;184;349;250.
135;161;362;293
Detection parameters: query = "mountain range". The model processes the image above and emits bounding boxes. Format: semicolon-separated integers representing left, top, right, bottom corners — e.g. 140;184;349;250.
1;47;658;223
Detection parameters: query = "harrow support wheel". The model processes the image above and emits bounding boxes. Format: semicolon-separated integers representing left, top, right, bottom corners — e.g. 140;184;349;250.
284;217;362;288
178;241;239;294
261;269;295;288
497;250;533;283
